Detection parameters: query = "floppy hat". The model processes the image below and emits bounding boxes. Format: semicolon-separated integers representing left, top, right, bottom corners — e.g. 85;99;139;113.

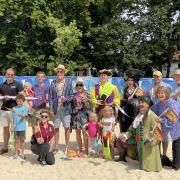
54;64;68;74
98;69;112;76
75;78;87;91
153;70;162;77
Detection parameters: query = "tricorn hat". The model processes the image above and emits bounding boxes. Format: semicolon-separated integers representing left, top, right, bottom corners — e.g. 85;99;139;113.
98;69;112;76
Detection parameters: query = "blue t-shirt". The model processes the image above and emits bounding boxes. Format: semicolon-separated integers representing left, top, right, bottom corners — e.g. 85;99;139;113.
13;105;28;131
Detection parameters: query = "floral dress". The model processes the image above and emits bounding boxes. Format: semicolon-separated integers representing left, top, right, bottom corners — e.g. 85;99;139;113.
70;92;92;130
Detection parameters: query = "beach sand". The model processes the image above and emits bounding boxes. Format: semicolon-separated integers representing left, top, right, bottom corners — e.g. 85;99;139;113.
0;125;179;180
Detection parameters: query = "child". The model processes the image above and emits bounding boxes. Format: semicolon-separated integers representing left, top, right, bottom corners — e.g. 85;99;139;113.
23;82;34;114
83;112;99;156
10;94;29;159
101;106;116;159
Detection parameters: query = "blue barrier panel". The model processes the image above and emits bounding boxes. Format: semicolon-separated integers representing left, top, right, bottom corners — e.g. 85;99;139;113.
0;76;176;94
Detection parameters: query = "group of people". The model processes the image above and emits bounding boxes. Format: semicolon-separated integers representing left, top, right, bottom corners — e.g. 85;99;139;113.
0;65;179;172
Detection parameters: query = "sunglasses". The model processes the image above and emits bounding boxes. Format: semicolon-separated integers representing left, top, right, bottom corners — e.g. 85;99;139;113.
41;115;49;119
7;73;14;77
57;71;64;74
76;84;83;87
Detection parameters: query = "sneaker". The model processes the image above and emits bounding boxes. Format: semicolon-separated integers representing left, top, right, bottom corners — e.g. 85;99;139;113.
53;148;58;154
40;159;47;166
20;155;26;160
13;155;19;159
0;149;8;155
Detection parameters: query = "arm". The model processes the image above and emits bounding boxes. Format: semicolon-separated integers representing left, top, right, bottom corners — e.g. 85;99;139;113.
90;87;98;109
112;86;121;106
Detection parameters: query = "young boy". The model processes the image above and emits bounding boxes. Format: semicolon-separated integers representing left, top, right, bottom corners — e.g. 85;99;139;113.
10;94;28;159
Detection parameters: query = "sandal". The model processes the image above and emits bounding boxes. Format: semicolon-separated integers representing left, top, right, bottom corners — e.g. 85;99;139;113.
0;149;8;155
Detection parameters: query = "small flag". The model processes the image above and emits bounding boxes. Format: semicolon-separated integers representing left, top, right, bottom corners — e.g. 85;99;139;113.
153;126;163;141
135;87;145;97
163;108;178;122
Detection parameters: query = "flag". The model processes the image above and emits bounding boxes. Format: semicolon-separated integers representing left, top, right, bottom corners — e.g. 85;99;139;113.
135;87;145;97
153;126;163;142
163;108;178;122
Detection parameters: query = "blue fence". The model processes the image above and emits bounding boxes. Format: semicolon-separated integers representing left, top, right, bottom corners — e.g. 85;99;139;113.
0;76;176;94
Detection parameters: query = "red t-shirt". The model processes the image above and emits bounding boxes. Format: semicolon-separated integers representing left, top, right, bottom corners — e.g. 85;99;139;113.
34;123;55;142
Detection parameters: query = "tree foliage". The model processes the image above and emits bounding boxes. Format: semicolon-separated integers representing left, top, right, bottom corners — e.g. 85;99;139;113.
0;0;179;76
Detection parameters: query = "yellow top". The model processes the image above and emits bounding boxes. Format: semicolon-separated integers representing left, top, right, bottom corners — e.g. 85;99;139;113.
90;82;121;109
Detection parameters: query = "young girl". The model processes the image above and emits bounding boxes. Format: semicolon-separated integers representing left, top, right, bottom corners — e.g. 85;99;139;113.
83;112;99;156
101;106;116;159
24;82;35;114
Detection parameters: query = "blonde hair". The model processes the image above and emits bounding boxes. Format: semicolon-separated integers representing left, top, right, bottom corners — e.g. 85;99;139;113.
88;112;98;122
102;106;114;116
155;86;170;99
24;82;32;88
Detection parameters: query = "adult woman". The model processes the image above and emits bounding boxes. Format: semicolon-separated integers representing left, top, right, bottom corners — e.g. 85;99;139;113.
153;86;180;170
120;68;143;133
31;109;55;165
70;78;91;155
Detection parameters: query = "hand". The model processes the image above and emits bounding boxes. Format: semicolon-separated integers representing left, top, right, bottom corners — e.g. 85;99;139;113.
118;133;127;142
50;111;55;117
155;117;163;124
147;131;153;141
17;113;25;119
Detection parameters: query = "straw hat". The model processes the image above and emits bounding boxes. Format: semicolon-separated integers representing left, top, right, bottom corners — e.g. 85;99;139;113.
98;69;112;76
54;64;68;74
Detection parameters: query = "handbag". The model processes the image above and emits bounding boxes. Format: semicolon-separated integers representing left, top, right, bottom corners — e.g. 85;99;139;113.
30;135;37;145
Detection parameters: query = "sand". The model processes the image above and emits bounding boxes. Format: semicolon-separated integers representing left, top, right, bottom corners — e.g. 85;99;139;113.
0;125;179;180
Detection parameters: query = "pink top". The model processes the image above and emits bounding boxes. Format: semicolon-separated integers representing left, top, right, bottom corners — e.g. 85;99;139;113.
88;122;99;138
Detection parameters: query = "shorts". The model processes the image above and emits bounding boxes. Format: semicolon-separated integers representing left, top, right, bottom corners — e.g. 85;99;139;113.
14;131;26;141
53;107;71;128
0;110;12;127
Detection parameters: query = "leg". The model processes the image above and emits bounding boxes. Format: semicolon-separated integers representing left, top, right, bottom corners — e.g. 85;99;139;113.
162;141;169;156
172;137;180;170
20;141;25;156
31;142;50;160
54;128;60;149
63;115;71;148
76;129;82;151
82;130;88;154
15;140;20;156
3;126;10;150
65;128;70;147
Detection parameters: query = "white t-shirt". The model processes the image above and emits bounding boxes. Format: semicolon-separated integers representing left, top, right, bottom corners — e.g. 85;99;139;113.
102;117;115;132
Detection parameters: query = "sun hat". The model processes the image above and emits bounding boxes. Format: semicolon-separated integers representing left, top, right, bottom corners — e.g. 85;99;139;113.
98;69;112;76
153;70;162;77
54;64;68;74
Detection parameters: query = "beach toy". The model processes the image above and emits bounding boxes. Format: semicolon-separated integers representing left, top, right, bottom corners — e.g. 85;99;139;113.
103;136;112;160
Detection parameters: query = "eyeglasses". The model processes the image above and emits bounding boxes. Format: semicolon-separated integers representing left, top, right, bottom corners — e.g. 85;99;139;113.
76;84;83;87
41;115;49;119
57;71;64;74
7;73;14;77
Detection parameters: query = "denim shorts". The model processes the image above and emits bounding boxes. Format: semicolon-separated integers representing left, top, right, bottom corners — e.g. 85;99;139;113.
53;107;71;128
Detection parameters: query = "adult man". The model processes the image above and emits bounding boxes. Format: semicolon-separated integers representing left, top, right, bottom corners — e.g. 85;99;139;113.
147;70;172;104
0;68;23;154
90;69;121;114
30;71;49;128
49;64;73;153
171;69;180;102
